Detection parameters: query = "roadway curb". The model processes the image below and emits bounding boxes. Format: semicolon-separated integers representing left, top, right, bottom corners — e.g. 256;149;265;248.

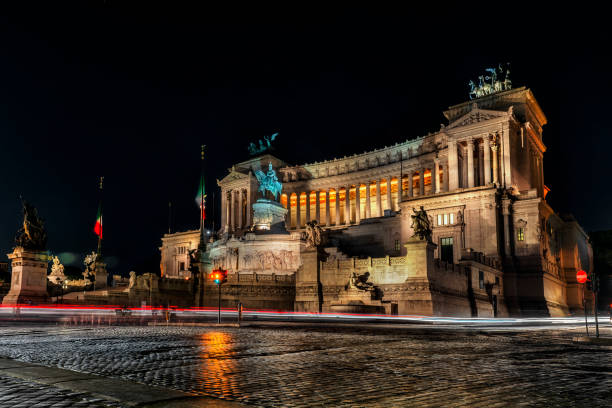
148;322;241;328
572;336;612;346
0;357;244;407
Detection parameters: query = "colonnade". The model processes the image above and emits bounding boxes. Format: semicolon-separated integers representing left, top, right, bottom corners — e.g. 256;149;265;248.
448;134;500;190
283;166;446;229
223;188;251;233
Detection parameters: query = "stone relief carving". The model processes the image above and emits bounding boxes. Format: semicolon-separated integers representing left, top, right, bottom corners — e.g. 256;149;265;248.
241;250;298;270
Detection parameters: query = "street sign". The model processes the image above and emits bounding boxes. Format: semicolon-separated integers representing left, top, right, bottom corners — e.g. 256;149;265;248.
576;270;587;284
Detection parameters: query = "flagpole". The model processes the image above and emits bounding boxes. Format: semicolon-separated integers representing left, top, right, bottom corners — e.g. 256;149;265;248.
97;176;104;257
200;145;205;249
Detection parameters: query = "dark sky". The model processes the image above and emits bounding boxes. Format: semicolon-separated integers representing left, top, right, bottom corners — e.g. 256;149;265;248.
1;5;610;273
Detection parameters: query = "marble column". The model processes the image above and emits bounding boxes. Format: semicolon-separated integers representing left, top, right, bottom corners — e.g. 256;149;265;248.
483;136;491;185
315;191;321;223
246;185;252;227
355;185;361;223
335;189;341;226
345;186;351;225
325;190;330;226
467;139;475;188
365;182;371;219
296;193;301;228
434;159;440;193
305;192;311;222
419;170;425;196
230;190;236;232
386;178;392;211
376;180;382;217
408;173;413;197
448;140;459;191
221;189;227;232
491;144;499;184
237;189;243;229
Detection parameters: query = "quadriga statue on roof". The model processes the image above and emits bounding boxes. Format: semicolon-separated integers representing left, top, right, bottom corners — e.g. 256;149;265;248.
255;162;283;200
248;132;279;156
14;198;47;251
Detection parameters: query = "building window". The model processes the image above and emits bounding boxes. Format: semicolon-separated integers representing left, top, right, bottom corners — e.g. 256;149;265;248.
438;214;442;226
450;213;455;224
443;214;448;225
517;227;525;241
179;262;185;271
440;237;453;263
479;271;485;289
394;239;401;251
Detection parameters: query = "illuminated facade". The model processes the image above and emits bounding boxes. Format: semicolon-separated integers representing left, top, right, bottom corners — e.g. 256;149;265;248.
164;87;592;316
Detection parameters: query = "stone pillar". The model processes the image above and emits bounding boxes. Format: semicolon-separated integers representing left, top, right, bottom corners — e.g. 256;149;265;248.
444;162;449;192
296;193;301;228
467;139;475;188
315;191;321;223
305;192;311;222
386;178;393;211
365;182;371;219
483;136;491;185
229;190;235;232
2;248;49;305
325;190;330;226
376;180;382;217
246;185;252;227
237;189;243;230
221;189;227;232
448;140;459;191
335;189;341;226
419;170;424;196
355;185;361;223
491;143;499;184
408;173;413;197
434;159;440;193
345;186;351;225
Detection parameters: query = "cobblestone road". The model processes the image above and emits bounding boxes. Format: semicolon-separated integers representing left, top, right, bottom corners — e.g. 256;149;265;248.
0;324;610;407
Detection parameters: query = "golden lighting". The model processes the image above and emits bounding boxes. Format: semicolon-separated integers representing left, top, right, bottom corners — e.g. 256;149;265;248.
199;331;238;397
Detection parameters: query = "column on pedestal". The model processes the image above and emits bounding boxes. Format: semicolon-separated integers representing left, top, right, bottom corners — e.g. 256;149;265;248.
483;136;491;185
448;140;459;191
365;181;371;219
376;179;382;217
229;190;235;232
467;138;475;188
221;189;227;232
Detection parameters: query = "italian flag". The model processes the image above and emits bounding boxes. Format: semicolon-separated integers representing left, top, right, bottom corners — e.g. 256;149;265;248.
195;174;206;221
94;204;103;238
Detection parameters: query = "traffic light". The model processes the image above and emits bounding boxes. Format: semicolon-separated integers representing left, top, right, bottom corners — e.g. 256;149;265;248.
209;268;227;285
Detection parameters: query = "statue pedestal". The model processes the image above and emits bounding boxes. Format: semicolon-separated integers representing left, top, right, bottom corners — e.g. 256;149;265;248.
252;199;288;233
93;260;108;289
2;248;49;305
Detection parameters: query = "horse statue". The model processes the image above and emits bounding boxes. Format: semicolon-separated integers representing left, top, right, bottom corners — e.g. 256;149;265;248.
254;162;283;200
248;132;279;156
14;198;47;251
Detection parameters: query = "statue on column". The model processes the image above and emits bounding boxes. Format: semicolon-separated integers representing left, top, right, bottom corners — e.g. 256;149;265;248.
411;206;432;242
14;199;47;251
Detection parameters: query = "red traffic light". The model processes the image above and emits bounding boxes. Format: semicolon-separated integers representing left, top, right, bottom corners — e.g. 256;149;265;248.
209;268;227;285
576;270;587;284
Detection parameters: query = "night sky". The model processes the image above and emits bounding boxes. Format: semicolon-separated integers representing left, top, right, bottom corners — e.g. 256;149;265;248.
1;5;610;274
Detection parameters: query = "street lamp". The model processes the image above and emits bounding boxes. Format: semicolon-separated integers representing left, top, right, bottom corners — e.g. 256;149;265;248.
209;268;227;324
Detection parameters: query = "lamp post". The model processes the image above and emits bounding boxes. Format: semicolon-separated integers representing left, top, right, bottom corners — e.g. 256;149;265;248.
209;268;227;323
